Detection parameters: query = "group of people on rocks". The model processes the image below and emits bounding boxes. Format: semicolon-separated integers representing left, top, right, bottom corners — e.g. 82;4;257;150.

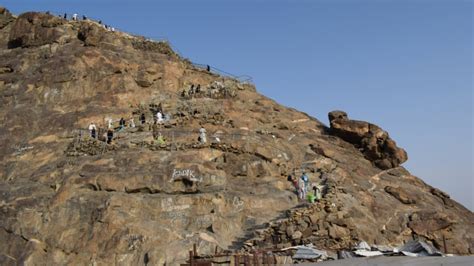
86;103;209;146
88;118;121;144
87;122;114;144
87;114;137;144
288;172;325;203
49;12;115;31
181;84;202;98
181;81;235;99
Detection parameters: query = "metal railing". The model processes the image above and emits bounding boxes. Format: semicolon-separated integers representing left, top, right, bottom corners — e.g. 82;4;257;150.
24;10;254;87
74;126;291;159
190;62;253;84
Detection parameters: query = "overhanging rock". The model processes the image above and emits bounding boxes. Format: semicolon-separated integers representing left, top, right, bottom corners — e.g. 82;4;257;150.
328;110;408;169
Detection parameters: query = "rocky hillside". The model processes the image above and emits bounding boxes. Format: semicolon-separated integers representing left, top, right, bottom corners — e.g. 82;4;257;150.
0;7;472;265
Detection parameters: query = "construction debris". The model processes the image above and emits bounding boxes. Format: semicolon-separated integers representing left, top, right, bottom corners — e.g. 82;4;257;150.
353;250;384;257
348;239;444;259
355;241;371;251
394;240;443;257
181;238;447;265
293;246;328;260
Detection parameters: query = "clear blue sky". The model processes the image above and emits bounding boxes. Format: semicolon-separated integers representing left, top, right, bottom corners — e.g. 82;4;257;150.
3;0;473;210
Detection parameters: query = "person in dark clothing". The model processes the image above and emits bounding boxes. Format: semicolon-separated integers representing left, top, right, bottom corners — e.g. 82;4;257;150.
91;128;96;139
140;113;146;124
196;84;201;93
82;15;87;20
206;65;210;72
157;102;163;114
107;129;113;144
119;117;126;129
98;20;102;25
189;84;194;95
63;13;67;19
287;175;298;194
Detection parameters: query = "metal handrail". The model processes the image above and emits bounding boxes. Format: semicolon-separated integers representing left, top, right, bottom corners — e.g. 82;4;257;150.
75;126;291;158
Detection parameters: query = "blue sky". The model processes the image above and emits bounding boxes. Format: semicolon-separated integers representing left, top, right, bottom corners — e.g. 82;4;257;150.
3;0;473;210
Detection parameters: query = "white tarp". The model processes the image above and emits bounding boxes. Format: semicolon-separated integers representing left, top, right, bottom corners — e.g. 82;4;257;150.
354;250;384;257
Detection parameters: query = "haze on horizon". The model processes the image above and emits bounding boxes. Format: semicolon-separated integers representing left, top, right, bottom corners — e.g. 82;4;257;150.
3;0;473;210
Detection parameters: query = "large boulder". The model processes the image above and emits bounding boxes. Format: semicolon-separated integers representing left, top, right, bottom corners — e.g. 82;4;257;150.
8;12;71;48
328;110;408;169
77;22;103;46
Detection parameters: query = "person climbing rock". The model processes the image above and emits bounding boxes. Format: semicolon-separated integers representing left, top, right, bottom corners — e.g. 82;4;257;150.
189;84;195;96
129;117;135;128
181;89;188;98
107;118;113;129
140;113;146;124
63;13;67;19
198;127;207;144
156;111;163;124
196;84;201;93
287;174;298;194
302;172;309;191
72;13;78;21
82;15;87;20
287;174;297;195
313;184;322;202
88;123;97;139
206;65;210;72
107;129;114;144
157;133;166;145
298;173;308;200
119;117;126;129
91;127;97;139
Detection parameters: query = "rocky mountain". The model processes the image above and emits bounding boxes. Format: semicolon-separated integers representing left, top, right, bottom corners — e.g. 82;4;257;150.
0;7;472;265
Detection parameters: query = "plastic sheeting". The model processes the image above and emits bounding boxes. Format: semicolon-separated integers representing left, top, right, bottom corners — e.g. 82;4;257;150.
394;240;443;257
354;250;384;257
292;246;328;260
355;241;371;251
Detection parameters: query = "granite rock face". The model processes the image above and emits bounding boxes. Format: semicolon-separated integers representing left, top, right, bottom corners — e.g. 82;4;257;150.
0;7;14;29
8;12;72;48
0;7;472;265
328;110;408;169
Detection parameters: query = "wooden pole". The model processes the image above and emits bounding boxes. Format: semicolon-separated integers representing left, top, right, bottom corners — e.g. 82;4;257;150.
189;250;194;266
253;251;259;266
443;235;448;254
